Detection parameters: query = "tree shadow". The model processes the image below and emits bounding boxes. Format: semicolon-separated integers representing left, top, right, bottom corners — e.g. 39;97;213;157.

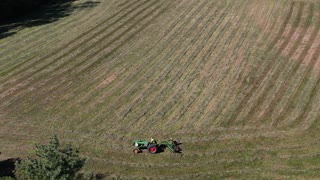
96;173;108;179
74;1;101;9
0;1;100;40
158;145;183;154
76;172;110;179
0;31;15;39
0;158;20;178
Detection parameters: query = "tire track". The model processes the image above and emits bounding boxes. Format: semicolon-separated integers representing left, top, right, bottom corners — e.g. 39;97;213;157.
88;155;261;169
88;159;261;179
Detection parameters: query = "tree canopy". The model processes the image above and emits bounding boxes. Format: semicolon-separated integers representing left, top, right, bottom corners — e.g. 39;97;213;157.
14;135;85;180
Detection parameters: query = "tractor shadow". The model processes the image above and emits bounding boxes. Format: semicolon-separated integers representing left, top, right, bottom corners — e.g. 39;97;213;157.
0;1;101;40
0;158;20;178
157;146;166;154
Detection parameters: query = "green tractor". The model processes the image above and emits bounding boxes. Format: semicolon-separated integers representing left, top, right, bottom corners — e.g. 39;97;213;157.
132;138;181;154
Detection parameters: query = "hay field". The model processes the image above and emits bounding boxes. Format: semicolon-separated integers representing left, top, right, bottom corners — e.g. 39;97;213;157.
1;0;320;178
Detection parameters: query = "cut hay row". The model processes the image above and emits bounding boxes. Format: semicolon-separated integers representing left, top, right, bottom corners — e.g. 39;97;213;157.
219;1;302;127
0;0;150;83
180;0;258;130
0;0;165;101
168;0;282;131
239;2;312;125
0;0;141;79
185;0;288;131
112;0;230;132
67;0;212;133
6;0;171;115
49;0;205;125
100;0;229;132
41;0;192;117
81;1;320;177
258;3;320;128
233;2;320;129
137;0;250;132
1;0;195;132
0;0;118;68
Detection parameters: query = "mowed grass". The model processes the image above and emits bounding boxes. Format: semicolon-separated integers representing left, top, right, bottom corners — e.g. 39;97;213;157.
1;0;320;178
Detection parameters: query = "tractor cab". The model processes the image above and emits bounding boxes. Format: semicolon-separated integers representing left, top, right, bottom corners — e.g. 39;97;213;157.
132;139;158;154
150;137;157;144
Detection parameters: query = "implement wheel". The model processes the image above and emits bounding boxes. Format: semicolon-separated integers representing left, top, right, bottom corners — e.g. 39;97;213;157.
148;146;157;154
174;146;181;152
133;149;140;154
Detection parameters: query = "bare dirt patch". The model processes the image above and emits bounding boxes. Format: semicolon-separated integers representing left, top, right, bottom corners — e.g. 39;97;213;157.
301;30;320;71
100;74;117;86
276;26;320;73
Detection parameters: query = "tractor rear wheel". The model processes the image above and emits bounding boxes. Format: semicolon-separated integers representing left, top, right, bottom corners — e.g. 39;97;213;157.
148;146;157;154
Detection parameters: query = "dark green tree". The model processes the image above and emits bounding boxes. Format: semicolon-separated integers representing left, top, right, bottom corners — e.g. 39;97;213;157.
14;135;85;180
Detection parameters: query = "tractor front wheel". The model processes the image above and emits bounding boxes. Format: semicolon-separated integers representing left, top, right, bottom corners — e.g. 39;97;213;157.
148;146;157;154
